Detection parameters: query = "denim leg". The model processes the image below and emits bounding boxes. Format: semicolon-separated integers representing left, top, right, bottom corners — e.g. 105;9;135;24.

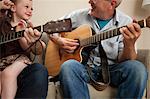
59;59;90;99
15;63;48;99
109;60;148;99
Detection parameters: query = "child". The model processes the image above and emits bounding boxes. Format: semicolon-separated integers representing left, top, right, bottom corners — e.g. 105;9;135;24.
0;0;46;98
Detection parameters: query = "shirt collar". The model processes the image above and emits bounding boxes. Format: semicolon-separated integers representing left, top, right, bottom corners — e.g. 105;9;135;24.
113;9;119;26
87;9;119;26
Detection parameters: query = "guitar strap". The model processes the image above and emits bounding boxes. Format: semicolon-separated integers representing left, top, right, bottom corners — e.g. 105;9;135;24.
86;41;110;91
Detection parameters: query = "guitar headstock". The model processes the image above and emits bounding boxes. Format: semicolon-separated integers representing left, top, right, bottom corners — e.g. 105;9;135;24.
146;16;150;28
43;18;72;34
138;16;150;28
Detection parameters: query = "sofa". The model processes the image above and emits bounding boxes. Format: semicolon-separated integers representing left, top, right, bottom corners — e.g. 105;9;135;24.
33;32;150;99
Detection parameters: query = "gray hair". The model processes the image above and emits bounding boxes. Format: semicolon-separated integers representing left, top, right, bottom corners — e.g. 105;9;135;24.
116;0;122;7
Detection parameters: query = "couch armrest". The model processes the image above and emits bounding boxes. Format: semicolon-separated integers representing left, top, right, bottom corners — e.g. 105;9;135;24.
137;49;150;69
137;49;150;98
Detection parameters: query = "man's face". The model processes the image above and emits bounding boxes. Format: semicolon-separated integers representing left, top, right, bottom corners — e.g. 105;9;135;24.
89;0;112;19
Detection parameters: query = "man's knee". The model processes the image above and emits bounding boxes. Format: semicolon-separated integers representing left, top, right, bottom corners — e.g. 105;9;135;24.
30;63;48;82
123;60;146;70
61;59;79;71
122;60;147;79
16;63;48;98
60;59;83;77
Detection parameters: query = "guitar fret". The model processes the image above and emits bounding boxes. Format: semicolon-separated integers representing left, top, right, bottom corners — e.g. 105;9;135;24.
15;32;17;38
107;31;111;38
88;37;90;45
104;33;106;39
2;35;4;43
4;34;6;42
6;34;8;42
0;35;1;43
97;34;99;42
93;36;95;44
100;33;102;40
116;28;120;35
89;37;91;45
95;34;98;42
1;35;3;43
105;31;108;39
2;34;4;42
7;33;10;41
90;36;92;44
102;33;105;40
104;32;107;39
83;39;87;46
92;37;94;44
84;38;87;46
95;35;97;43
113;29;116;36
10;33;13;40
80;40;84;46
84;39;88;46
105;31;109;39
102;33;104;40
11;32;14;40
110;30;113;37
96;35;99;43
115;28;119;35
114;29;117;36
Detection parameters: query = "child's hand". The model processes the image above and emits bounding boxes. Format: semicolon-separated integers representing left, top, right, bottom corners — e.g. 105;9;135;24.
24;27;41;45
16;20;41;45
16;20;45;54
0;0;14;10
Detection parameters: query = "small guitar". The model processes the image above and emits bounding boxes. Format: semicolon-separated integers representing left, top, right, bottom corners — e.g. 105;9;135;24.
0;19;72;45
45;16;150;76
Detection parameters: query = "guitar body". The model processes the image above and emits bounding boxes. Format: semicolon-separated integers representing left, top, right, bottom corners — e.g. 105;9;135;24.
45;25;92;76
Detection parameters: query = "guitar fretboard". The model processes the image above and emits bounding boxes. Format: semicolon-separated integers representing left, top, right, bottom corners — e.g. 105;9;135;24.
80;19;144;46
0;26;41;45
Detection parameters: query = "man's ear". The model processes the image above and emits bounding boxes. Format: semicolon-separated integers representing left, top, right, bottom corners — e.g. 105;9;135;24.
10;5;16;12
111;0;117;8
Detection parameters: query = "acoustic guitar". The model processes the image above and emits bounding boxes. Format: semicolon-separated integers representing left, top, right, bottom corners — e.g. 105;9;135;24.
0;19;72;45
45;16;150;76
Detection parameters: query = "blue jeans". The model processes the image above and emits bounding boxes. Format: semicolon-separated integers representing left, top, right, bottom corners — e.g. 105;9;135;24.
59;59;148;99
15;63;48;99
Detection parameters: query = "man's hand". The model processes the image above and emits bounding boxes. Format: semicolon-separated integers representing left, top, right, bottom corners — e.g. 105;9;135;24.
120;22;141;48
50;34;79;53
118;22;141;61
56;37;79;53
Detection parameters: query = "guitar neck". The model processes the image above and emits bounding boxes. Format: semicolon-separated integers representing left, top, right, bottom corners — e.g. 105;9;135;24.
0;18;72;45
80;19;145;46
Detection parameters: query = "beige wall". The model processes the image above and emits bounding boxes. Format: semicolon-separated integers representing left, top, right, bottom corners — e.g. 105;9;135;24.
31;0;150;49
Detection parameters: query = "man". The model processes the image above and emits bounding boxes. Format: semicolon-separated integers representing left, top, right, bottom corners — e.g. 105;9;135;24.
50;0;147;98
